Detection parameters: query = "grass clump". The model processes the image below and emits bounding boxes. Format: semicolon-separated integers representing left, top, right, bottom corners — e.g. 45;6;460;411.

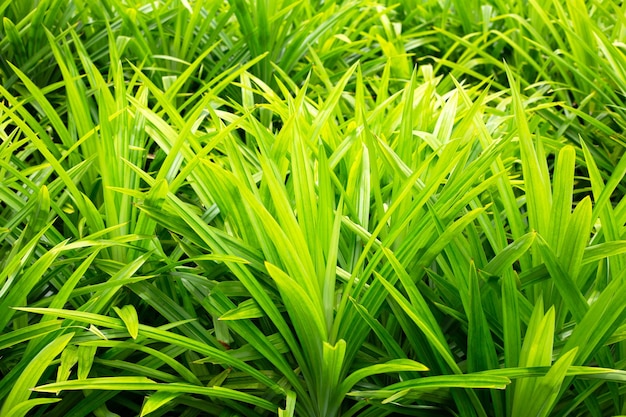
1;1;626;416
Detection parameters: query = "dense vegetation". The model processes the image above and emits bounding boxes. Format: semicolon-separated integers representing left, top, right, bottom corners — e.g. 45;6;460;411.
2;0;626;416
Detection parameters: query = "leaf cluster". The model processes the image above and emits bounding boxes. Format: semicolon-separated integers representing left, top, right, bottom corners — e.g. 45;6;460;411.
1;1;626;416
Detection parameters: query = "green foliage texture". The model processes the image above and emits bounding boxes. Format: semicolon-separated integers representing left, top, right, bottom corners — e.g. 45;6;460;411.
1;0;626;416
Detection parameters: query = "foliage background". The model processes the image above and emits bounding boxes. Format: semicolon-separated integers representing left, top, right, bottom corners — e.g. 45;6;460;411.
1;0;626;416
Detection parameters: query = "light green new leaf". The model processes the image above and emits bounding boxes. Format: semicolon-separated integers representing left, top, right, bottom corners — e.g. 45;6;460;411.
375;272;460;374
506;64;551;237
42;251;100;322
512;301;555;417
340;359;429;396
78;345;97;380
34;378;276;411
560;196;592;284
502;269;521;370
483;232;536;276
563;269;626;364
467;261;498;373
0;320;62;350
319;339;347;416
583;241;626;265
0;333;74;414
548;146;576;253
278;390;297;417
140;391;181;417
219;299;265;320
535;235;588;321
5;398;62;417
525;348;579;417
113;305;140;339
351;374;511;401
0;238;68;331
264;261;327;347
